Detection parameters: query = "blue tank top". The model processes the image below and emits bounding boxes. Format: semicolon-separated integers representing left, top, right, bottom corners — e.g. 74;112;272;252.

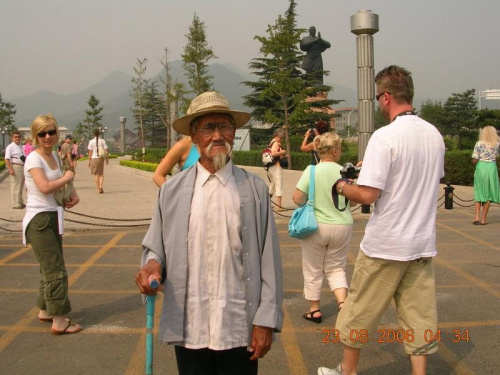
181;144;200;170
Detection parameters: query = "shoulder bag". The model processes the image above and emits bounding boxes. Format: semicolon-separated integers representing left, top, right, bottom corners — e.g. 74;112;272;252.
289;165;318;239
53;153;74;207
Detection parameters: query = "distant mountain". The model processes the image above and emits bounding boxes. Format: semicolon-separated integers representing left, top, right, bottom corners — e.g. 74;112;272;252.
12;62;362;136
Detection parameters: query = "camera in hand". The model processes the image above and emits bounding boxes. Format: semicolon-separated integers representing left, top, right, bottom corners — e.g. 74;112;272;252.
340;162;361;179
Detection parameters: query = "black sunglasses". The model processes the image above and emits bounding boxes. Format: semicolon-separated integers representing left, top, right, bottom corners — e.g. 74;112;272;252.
37;129;57;138
376;91;390;101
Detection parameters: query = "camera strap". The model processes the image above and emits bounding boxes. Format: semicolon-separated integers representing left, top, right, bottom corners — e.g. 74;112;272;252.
395;110;415;118
331;179;351;212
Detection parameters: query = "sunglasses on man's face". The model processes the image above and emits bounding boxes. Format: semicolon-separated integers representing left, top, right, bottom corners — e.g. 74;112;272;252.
37;129;57;138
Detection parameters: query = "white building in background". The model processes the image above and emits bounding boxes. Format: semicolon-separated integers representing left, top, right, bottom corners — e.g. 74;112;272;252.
333;107;358;137
18;126;70;142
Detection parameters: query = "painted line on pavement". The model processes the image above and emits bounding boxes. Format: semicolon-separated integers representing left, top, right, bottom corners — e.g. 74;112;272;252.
281;304;308;375
0;232;126;353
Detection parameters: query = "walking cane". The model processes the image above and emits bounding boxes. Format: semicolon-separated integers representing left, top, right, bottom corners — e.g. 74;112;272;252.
146;276;159;375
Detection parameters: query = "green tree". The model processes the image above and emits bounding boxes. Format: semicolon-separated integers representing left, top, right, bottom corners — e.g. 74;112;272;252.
243;0;338;168
182;13;217;96
0;93;17;145
475;109;500;129
420;99;446;133
75;94;103;142
159;48;190;150
142;82;167;148
442;89;477;133
131;58;149;151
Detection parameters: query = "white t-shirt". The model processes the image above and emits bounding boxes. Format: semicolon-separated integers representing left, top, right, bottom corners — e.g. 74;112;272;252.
5;141;25;165
87;137;108;159
22;151;64;244
357;115;445;261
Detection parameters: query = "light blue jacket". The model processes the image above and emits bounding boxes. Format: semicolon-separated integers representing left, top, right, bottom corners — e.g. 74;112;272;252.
141;163;284;343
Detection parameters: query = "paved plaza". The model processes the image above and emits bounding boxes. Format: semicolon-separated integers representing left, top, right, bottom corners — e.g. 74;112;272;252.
0;158;499;374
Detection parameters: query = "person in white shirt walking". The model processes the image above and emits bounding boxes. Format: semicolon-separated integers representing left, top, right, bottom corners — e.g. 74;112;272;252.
5;131;26;209
87;129;108;193
135;91;283;375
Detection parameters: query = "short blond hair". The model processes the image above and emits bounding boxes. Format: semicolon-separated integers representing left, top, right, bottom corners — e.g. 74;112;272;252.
314;132;341;158
31;114;59;147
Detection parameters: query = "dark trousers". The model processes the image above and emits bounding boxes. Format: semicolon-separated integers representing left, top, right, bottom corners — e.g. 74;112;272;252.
175;346;258;375
26;212;71;316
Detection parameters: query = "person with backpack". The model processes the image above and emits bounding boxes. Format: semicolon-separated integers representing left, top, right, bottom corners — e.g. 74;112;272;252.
267;128;288;211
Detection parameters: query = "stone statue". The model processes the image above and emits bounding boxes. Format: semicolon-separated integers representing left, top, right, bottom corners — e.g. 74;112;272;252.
300;26;331;86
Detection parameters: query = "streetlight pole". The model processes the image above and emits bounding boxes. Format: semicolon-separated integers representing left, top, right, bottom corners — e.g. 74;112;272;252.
119;117;127;152
347;109;356;140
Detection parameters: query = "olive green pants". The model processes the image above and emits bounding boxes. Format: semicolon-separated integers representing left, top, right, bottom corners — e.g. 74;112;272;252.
26;212;71;316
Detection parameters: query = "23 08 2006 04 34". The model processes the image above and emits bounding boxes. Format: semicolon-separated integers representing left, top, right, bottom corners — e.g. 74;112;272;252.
322;328;470;344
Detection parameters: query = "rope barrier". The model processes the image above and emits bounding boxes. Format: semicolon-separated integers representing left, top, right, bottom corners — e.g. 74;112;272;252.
65;210;151;222
0;217;22;223
64;218;150;228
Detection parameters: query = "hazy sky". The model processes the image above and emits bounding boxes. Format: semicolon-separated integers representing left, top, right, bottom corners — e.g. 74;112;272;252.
1;0;499;105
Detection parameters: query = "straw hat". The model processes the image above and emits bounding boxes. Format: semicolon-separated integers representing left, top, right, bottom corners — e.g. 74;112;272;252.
173;91;251;135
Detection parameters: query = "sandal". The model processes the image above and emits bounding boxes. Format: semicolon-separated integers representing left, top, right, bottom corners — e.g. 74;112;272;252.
51;319;83;335
480;221;487;225
338;302;345;311
472;220;481;225
303;309;322;324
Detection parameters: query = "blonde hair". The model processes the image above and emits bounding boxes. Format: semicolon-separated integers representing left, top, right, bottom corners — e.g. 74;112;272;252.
479;126;500;147
314;132;341;157
30;114;59;147
25;137;32;143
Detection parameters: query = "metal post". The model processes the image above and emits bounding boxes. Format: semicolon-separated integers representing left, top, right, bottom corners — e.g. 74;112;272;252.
351;9;379;214
444;183;455;210
119;117;127;152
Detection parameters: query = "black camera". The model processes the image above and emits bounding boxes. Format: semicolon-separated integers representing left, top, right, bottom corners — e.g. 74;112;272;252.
340;162;361;180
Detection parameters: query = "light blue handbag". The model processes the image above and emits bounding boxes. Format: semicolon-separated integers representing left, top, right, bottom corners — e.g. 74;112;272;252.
289;165;318;239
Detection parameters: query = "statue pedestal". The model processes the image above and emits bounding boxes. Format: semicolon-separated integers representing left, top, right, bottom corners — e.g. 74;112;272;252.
304;91;336;131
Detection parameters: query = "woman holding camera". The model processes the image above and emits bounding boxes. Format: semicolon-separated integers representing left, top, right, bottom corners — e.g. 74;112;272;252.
300;121;330;165
292;132;355;323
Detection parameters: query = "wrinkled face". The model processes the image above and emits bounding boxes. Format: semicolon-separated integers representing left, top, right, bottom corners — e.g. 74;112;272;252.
191;113;236;161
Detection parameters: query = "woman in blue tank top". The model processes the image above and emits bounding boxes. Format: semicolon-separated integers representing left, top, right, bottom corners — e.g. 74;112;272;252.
152;137;200;187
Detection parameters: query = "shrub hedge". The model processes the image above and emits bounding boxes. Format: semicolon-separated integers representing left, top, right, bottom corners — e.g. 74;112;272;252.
124;148;498;187
0;160;5;171
120;159;158;172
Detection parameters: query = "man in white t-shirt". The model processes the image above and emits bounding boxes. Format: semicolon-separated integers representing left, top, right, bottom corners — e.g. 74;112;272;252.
5;131;26;208
318;66;445;375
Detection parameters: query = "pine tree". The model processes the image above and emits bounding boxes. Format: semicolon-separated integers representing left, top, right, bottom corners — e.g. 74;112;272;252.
74;94;104;142
142;82;167;148
243;0;339;168
130;58;149;152
159;48;189;149
182;13;217;96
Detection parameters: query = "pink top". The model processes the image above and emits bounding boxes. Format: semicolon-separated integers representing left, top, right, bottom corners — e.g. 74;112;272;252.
23;143;34;156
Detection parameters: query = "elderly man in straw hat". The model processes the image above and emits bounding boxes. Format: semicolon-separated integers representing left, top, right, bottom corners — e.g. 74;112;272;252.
136;91;283;374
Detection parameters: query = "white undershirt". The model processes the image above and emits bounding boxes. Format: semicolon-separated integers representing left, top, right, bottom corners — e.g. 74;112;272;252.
183;160;249;350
